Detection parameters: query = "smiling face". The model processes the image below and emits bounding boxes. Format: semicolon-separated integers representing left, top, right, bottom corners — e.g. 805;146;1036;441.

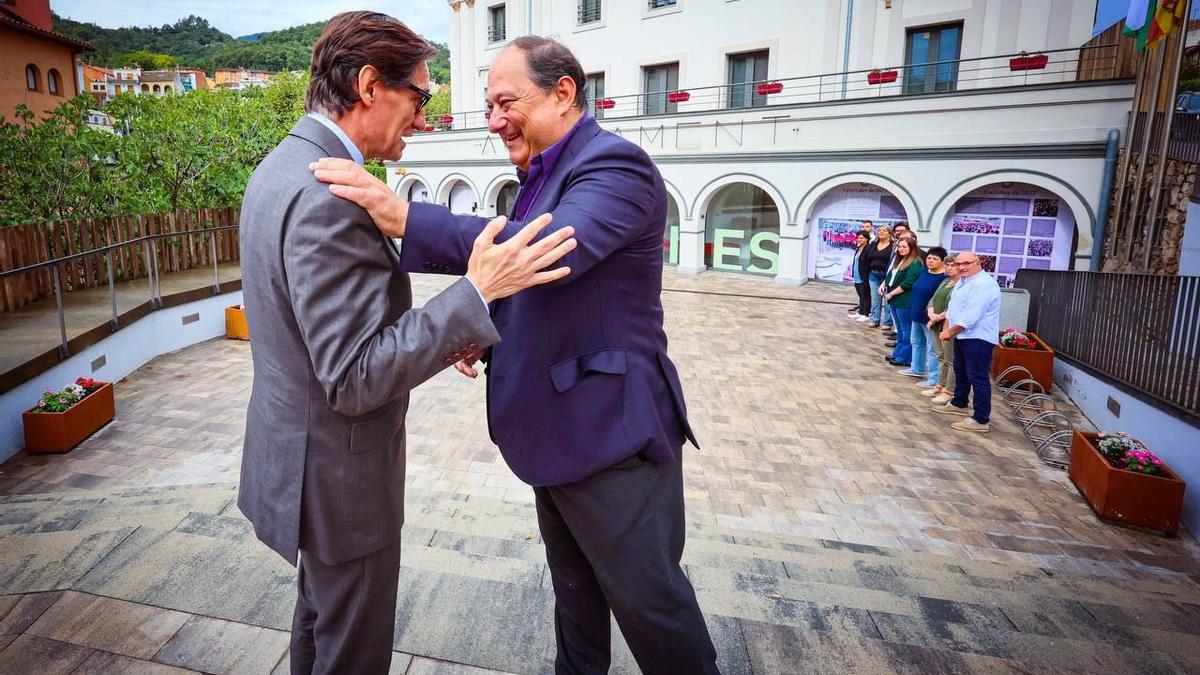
486;46;579;171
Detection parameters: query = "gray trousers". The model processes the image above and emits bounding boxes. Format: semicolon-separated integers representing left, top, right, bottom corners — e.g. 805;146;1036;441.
535;452;719;675
290;539;402;674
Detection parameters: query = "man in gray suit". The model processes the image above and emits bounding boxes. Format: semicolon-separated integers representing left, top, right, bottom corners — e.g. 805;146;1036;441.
237;12;575;674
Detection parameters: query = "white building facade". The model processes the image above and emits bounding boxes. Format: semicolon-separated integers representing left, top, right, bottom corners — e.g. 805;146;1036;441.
391;0;1129;285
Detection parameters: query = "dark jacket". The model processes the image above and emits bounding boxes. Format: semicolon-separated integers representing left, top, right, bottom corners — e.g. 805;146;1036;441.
886;260;925;309
401;116;696;486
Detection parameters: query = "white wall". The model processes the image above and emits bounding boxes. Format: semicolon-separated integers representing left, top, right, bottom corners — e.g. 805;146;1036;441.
388;80;1130;282
448;0;1099;114
0;291;243;464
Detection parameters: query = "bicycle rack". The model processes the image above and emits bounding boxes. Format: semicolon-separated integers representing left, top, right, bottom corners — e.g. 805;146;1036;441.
1002;379;1046;408
1011;394;1058;425
1033;429;1073;469
995;365;1033;390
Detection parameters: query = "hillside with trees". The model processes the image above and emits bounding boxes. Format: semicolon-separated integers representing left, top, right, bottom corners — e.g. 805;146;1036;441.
52;13;451;83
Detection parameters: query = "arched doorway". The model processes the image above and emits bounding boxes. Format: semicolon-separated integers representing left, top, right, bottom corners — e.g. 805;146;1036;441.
703;183;780;276
495;180;518;217
939;182;1077;288
663;197;681;265
401;179;431;204
443;179;477;215
807;183;910;282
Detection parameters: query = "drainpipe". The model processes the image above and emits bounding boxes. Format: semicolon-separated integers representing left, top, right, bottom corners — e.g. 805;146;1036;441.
527;0;533;35
1091;129;1121;271
841;0;854;100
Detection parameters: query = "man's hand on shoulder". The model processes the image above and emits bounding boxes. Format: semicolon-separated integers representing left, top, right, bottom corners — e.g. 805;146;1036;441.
310;158;408;238
466;214;576;303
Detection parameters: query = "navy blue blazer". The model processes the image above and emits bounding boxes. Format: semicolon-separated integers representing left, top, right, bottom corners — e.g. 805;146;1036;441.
401;116;698;486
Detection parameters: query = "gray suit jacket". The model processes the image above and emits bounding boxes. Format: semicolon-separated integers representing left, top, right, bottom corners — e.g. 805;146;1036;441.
237;116;499;566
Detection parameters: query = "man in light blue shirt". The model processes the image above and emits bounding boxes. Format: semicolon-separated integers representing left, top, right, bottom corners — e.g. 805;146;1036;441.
934;252;1001;431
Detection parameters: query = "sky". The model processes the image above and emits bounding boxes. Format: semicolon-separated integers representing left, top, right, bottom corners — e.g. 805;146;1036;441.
52;0;451;44
1093;0;1200;36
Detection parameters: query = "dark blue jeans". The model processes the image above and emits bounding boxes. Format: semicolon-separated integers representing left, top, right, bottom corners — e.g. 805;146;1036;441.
952;338;996;424
890;305;911;364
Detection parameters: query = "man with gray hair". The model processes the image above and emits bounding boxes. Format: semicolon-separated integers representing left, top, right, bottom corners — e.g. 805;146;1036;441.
238;13;575;673
313;35;719;675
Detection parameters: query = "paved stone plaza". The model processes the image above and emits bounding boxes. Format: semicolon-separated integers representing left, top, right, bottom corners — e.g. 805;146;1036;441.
1;270;1199;674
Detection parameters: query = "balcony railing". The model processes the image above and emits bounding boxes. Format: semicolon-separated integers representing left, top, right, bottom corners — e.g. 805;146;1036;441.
422;44;1124;133
648;0;677;8
487;26;506;43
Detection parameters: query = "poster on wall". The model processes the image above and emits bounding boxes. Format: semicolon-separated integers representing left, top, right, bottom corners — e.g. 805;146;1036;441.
809;184;907;282
941;185;1075;288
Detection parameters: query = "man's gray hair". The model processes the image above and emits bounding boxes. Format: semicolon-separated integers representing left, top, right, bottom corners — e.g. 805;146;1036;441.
509;36;587;111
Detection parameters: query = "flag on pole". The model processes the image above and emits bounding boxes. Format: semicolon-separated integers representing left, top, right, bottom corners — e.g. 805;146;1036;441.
1123;0;1158;50
1147;0;1186;48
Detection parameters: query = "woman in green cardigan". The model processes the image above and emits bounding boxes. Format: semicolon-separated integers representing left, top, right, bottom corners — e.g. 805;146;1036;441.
882;237;924;366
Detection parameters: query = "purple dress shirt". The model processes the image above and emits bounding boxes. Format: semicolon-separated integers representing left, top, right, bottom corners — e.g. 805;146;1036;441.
510;114;591;220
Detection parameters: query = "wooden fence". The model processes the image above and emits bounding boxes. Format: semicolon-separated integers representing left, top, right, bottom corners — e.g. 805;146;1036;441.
0;207;240;313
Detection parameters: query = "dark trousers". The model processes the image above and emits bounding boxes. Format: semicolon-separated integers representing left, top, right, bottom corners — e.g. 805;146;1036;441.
534;453;719;675
951;337;996;424
854;280;871;316
290;539;402;675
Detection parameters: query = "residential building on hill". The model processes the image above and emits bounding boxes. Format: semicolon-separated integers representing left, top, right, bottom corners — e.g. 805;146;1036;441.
107;66;142;99
214;68;272;90
0;0;93;119
82;63;111;105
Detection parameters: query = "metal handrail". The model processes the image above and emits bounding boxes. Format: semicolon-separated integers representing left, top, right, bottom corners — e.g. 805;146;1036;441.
429;44;1123;131
0;224;238;279
0;223;240;359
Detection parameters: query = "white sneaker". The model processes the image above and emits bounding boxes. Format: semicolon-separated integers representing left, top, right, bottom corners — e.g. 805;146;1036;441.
933;402;970;416
951;418;990;433
914;380;933;387
855;315;870;322
930;393;952;405
920;388;939;397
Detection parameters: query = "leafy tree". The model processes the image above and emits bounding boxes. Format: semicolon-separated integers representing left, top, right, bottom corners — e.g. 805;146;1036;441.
0;96;120;225
116;50;177;69
425;90;451;118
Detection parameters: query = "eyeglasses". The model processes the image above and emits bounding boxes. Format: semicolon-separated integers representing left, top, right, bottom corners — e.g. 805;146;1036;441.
954;259;980;267
405;82;433;112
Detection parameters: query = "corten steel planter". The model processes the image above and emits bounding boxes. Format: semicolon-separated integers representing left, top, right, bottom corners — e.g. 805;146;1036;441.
23;382;115;454
1069;431;1185;536
226;305;250;341
991;331;1054;391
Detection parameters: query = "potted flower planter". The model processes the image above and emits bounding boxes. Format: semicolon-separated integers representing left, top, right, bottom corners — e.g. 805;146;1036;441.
23;381;115;454
991;330;1054;391
1069;431;1185;536
226;304;250;341
1010;54;1049;71
867;69;898;85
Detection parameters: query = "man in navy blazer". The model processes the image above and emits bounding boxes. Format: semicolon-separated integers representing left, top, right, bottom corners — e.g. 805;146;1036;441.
313;35;719;674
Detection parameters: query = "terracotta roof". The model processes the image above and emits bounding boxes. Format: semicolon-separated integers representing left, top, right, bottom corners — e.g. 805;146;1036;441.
0;7;94;51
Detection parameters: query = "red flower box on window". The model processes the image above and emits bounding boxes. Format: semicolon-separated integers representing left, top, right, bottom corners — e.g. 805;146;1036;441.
1010;54;1048;71
867;70;898;85
666;91;690;104
595;98;616;110
756;82;783;95
441;114;454;124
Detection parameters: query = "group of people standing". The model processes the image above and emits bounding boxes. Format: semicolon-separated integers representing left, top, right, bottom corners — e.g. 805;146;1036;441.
848;220;1002;433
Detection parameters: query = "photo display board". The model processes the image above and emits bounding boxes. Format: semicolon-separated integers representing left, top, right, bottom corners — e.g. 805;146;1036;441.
939;184;1075;287
810;184;908;283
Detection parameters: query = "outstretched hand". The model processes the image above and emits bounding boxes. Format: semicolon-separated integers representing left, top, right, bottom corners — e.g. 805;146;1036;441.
310;158;408;238
466;213;576;303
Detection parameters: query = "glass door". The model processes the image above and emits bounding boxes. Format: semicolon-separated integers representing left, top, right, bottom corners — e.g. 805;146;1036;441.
904;23;961;95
